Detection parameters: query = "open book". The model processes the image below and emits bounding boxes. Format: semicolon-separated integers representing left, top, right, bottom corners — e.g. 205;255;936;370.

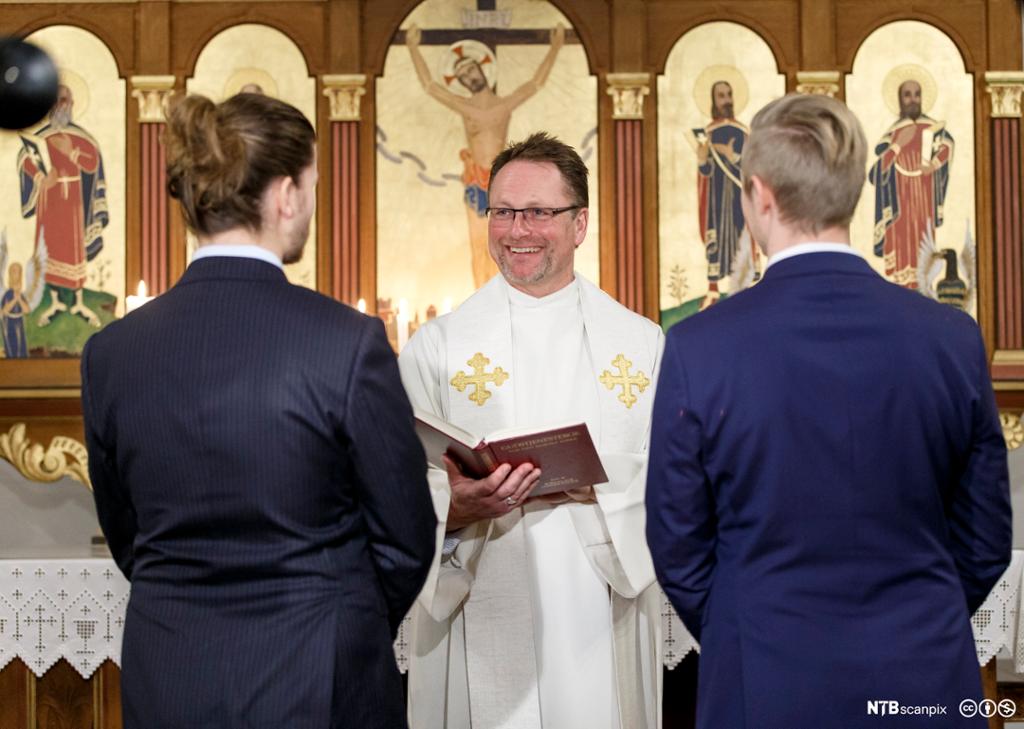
413;408;609;497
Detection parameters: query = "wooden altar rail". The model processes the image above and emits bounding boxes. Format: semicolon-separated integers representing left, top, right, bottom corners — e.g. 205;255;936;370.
0;658;121;729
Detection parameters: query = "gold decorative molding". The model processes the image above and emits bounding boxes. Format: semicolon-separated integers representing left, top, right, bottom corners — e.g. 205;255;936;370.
985;72;1024;119
130;75;176;123
994;349;1024;366
992;349;1024;386
1003;412;1024;450
796;71;841;98
0;387;81;399
322;74;367;122
606;73;651;120
0;424;91;488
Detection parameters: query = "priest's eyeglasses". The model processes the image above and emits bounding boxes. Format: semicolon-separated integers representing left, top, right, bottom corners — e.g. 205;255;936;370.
485;206;580;226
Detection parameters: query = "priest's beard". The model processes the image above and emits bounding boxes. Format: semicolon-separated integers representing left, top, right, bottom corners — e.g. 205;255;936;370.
492;244;554;288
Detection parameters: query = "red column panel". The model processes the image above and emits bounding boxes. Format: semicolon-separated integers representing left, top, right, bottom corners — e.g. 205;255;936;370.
1007;118;1015;348
139;123;169;295
993;117;1024;349
331;121;360;305
332;123;342;301
614;119;644;314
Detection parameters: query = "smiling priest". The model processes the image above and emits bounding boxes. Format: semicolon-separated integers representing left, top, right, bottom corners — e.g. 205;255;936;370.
398;132;664;729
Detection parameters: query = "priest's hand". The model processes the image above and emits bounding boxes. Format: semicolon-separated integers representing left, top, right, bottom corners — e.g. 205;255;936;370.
443;456;540;531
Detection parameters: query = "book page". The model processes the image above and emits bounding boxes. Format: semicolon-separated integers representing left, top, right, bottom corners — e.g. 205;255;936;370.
413;408;481;449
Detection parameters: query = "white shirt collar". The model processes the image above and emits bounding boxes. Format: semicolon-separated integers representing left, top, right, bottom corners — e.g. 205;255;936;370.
191;244;283;270
766;242;861;271
503;274;579;309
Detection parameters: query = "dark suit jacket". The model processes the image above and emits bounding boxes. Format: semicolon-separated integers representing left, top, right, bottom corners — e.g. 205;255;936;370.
646;252;1011;728
81;257;436;729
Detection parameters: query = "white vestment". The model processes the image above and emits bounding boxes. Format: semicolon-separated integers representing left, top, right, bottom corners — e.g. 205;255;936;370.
398;274;665;729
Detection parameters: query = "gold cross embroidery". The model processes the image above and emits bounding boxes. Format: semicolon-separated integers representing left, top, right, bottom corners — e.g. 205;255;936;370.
450;352;510;407
599;354;650;409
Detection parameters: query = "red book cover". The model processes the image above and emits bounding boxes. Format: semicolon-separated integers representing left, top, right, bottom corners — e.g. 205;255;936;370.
413;409;609;496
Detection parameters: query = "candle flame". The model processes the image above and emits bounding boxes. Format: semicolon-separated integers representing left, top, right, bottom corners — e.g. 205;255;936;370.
137;280;148;297
357;298;366;314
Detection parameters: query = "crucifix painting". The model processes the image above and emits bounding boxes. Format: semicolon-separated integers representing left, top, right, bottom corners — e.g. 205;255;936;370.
376;0;598;336
405;22;564;287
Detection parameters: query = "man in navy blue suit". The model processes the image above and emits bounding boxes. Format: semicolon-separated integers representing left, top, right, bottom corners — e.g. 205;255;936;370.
81;92;436;728
646;93;1011;728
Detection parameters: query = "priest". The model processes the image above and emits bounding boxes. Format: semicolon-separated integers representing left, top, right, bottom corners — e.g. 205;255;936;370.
399;132;664;729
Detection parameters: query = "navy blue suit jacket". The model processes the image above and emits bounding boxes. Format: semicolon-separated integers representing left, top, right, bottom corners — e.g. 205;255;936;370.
81;257;436;729
646;252;1011;728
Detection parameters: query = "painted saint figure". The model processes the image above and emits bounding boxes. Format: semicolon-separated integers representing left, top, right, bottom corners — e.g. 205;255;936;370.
869;79;954;289
0;230;47;358
695;81;749;309
1;263;30;357
406;24;564;288
18;84;109;327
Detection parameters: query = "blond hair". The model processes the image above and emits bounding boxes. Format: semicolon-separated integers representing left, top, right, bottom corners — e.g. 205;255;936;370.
741;93;866;234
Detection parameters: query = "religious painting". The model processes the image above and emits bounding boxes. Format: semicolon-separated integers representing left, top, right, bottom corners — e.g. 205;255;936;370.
847;22;976;316
186;24;317;289
657;22;785;331
0;26;125;359
377;0;598;343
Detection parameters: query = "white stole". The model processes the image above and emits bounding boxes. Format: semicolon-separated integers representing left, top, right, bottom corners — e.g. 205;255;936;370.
444;274;659;728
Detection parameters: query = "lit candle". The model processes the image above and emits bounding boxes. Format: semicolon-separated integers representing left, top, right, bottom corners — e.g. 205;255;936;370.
356;298;366;314
125;280;154;313
396;299;410;352
442;297;453;315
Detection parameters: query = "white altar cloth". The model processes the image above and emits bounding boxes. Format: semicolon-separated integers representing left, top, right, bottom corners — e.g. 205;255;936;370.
7;549;1017;680
0;548;129;678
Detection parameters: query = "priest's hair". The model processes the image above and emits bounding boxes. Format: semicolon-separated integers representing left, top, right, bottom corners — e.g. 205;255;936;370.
490;132;588;209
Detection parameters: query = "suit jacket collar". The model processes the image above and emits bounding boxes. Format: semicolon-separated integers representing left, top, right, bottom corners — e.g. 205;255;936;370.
760;250;877;282
178;256;288;285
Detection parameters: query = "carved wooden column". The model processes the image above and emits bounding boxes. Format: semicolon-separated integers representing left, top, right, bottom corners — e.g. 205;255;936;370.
796;71;841;98
985;73;1024;386
606;73;650;315
323;74;366;306
130;76;175;295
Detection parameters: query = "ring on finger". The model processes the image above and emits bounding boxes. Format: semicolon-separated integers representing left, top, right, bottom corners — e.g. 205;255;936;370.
504;496;517;507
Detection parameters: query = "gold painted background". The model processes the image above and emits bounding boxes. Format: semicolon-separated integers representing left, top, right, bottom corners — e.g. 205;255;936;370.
186;23;318;289
657;21;785;326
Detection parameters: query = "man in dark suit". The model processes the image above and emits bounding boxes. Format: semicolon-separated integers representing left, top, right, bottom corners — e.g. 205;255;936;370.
646;93;1011;728
81;92;436;728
